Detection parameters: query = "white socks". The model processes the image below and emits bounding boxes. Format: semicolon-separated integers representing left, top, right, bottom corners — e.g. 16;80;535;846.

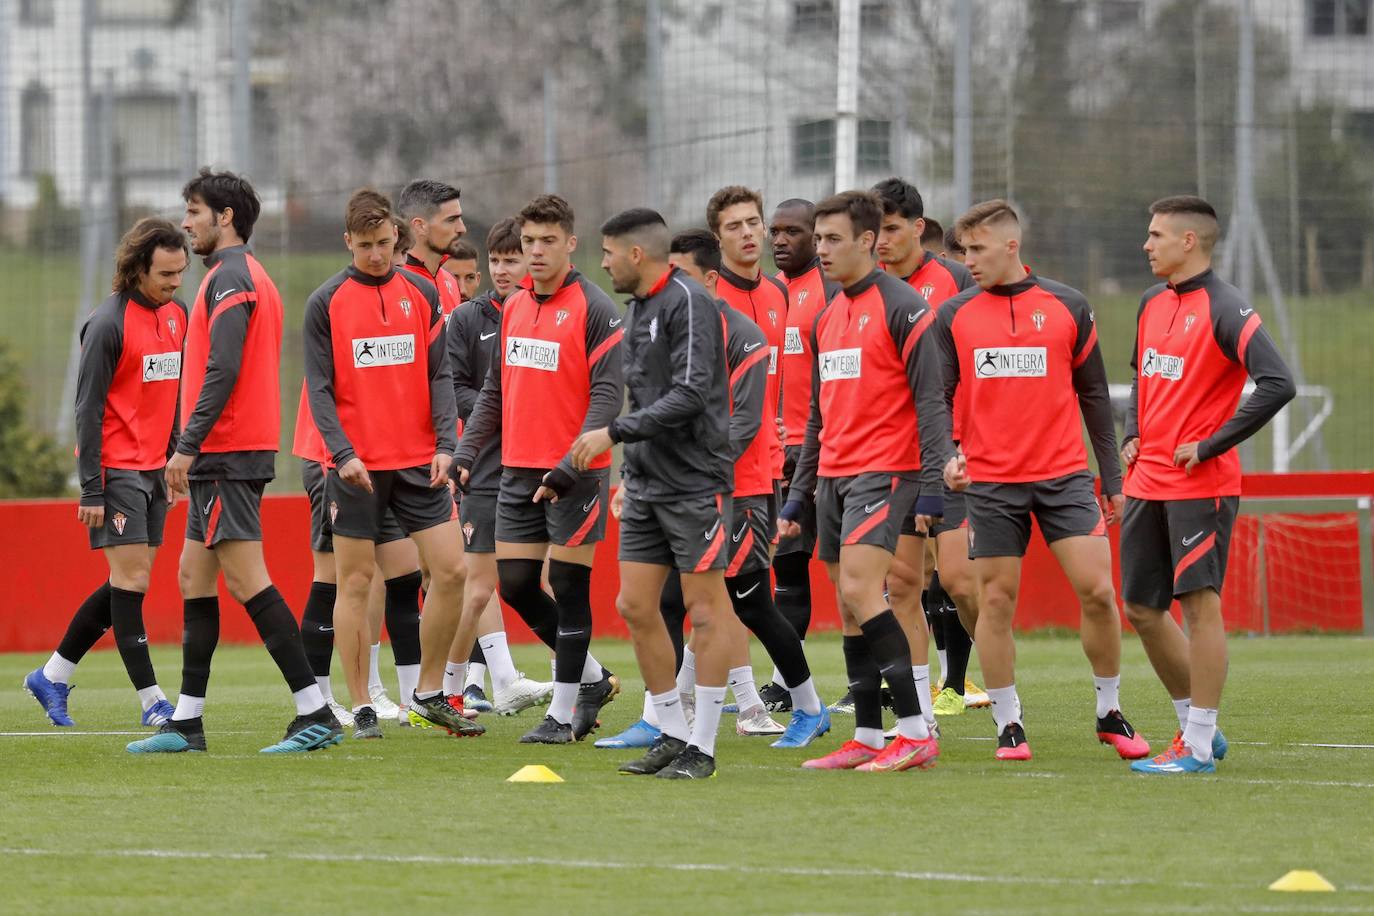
315;675;334;703
788;676;823;716
136;685;166;712
549;682;578;725
936;649;948;683
481;631;520;692
1184;706;1218;762
443;662;465;697
641;690;658;726
368;643;383;693
896;714;930;740
465;662;487;691
912;664;935;726
1093;674;1120;719
172;694;205;721
396;664;419;707
690;685;727;756
1172;697;1192;731
988;685;1022;734
43;652;77;685
676;647;697;696
727;666;762;712
581;654;604;684
293;683;326;715
651;688;689;741
854;727;885;749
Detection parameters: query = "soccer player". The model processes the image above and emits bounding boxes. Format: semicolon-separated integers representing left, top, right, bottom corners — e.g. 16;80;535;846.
397;179;467;322
873;176;984;718
575;207;733;779
1124;196;1295;774
127;168;340;754
444;239;482;303
920;217;946;257
445;217;554;716
24;218;188;729
456;194;623;744
783;190;949;773
939;199;1147;762
943;226;966;263
300;188;480;739
768;197;839;713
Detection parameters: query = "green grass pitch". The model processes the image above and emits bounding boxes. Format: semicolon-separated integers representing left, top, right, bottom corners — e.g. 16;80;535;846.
2;634;1372;914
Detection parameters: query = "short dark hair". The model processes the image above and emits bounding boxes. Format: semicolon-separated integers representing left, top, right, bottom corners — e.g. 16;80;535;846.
112;217;187;294
1149;195;1220;252
943;225;964;256
814;190;882;240
706;185;764;233
486;218;522;256
393;216;413;253
519;194;575;233
871;177;924;220
920;217;945;246
773;197;816;221
182;167;261;241
601;208;670;260
670;228;722;275
451;240;479;262
344;187;393;236
397;179;461;222
955;199;1020;239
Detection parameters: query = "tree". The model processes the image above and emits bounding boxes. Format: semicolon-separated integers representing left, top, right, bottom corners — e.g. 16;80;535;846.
0;341;69;498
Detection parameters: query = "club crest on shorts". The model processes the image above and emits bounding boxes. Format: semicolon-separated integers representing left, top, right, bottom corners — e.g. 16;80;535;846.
857;313;870;333
1031;309;1046;331
398;297;412;318
462;521;474;544
920;283;936;300
556;309;570;325
1184;313;1197;333
329;501;339;524
111;512;127;535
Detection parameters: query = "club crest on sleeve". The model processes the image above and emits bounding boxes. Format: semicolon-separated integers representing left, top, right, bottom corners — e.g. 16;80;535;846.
1031;308;1046;331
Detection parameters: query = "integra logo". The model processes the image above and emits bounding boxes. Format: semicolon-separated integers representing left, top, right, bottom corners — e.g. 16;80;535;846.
142;351;182;382
784;326;804;355
973;347;1047;378
1140;347;1184;381
353;334;416;368
506;336;561;372
818;348;862;382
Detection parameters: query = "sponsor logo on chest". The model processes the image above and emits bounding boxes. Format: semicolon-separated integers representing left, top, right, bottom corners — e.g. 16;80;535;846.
973;347;1047;378
784;326;804;355
818;348;862;382
142;351;182;382
353;334;416;368
506;336;561;372
1140;347;1185;381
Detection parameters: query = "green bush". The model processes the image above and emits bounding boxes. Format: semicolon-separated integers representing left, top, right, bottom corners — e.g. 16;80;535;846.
0;340;69;498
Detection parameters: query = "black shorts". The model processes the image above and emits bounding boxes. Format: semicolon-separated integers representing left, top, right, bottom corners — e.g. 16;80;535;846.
816;472;921;564
930;486;969;538
1120;496;1239;609
186;478;267;547
776;447;817;558
89;468;169;550
301;460;405;551
459;490;498;554
496;468;609;547
726;493;775;577
965;471;1105;559
619;492;732;573
326;466;453;542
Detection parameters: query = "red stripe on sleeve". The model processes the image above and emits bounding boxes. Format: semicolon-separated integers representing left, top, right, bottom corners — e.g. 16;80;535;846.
1236;313;1261;363
588;328;625;367
729;347;770;387
1072;324;1098;369
206;291;255;326
899;310;936;363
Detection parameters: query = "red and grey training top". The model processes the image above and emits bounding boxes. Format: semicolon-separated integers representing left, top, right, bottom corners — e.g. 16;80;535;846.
1125;268;1295;500
778;257;840;448
718;264;789;478
787;269;952;504
935;273;1121;492
302;264;456;470
901;251;976;441
401;252;464;323
720;301;770;498
446;286;510;494
75;289;187;506
178;244;282;481
456;267;624;477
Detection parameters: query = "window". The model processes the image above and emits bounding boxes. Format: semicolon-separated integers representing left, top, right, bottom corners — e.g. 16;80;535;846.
95;0;193;25
112;93;190;178
792;0;892;35
20;83;54;177
1309;0;1371;36
857;118;891;171
793;119;836;174
19;0;55;25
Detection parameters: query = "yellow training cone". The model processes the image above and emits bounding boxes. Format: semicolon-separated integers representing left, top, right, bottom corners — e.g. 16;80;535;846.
1268;870;1336;893
507;764;564;783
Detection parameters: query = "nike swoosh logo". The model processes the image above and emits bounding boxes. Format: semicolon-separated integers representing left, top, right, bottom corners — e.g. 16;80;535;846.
907;311;919;323
731;523;748;543
318;626;333;633
743;341;762;352
703;519;721;541
480;331;497;340
734;583;760;599
203;499;214;515
214;288;238;302
609;318;622;327
863;501;885;514
582;497;598;512
1240;308;1253;316
1182;531;1205;547
136;636;148;644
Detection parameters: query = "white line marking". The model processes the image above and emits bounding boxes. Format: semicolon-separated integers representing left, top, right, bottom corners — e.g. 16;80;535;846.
0;731;253;737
